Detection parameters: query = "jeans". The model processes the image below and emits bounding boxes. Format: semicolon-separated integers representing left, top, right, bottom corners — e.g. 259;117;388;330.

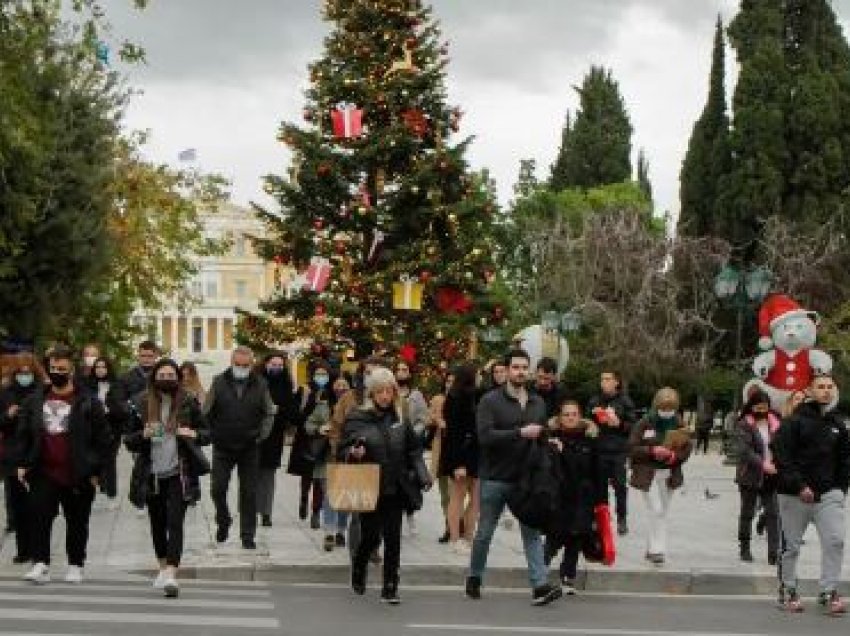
147;475;188;567
469;479;547;589
778;490;846;593
599;452;628;521
29;476;95;567
211;445;259;541
321;490;350;533
256;468;277;517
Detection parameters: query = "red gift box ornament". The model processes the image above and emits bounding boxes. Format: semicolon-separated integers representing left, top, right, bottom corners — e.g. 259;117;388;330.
331;103;364;139
302;257;332;293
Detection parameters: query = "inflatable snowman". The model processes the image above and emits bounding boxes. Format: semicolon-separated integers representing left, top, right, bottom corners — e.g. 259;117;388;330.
743;294;833;410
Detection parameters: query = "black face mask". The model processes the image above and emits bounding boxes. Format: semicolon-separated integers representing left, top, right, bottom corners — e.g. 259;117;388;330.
154;379;179;394
49;372;70;389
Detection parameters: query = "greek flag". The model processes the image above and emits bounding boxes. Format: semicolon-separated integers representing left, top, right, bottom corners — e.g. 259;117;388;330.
177;148;197;162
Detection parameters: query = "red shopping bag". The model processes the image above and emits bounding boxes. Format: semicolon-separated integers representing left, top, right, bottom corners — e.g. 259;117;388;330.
594;503;616;566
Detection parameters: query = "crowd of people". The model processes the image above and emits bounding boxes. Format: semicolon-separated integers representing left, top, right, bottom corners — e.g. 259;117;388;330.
0;340;847;614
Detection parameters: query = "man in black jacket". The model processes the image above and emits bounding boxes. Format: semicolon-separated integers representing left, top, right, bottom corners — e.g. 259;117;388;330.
204;346;275;549
773;374;850;615
530;357;565;419
466;349;562;607
586;370;635;536
117;340;159;403
16;347;111;585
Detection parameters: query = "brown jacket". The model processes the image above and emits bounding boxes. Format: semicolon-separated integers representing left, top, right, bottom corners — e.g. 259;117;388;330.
628;415;692;491
328;390;360;455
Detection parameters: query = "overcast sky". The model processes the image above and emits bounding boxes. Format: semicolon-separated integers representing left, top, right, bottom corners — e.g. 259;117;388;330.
109;0;850;219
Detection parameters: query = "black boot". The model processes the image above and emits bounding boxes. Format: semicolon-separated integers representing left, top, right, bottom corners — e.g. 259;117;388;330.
298;498;307;520
380;578;401;605
351;564;367;595
739;540;753;562
438;520;450;544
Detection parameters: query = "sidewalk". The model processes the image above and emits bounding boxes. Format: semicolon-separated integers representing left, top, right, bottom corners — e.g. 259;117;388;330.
1;449;847;595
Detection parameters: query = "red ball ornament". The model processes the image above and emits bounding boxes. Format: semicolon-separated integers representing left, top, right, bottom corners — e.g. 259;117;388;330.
405;37;417;49
334;240;346;254
317;163;331;177
493;304;504;319
315;303;326;317
313;218;325;230
419;270;431;284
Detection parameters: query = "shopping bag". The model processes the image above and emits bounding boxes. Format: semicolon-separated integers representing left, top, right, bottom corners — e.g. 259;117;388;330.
594;503;616;566
326;463;380;512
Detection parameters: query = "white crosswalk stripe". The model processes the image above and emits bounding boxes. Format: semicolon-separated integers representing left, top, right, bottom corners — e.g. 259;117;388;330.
0;577;280;634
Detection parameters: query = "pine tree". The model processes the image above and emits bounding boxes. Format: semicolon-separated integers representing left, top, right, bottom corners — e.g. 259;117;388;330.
552;66;633;189
636;149;653;202
514;159;539;199
0;2;124;341
678;16;731;239
244;0;504;368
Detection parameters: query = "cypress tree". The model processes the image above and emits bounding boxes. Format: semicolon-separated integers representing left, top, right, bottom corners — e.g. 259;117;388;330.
548;112;572;191
637;149;653;202
551;66;633;190
717;0;787;258
678;16;731;238
782;0;850;225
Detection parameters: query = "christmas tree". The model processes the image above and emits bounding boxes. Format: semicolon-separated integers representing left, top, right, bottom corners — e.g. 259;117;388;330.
241;0;505;371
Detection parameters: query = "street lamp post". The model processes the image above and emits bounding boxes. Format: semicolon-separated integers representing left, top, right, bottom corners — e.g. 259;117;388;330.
714;264;772;457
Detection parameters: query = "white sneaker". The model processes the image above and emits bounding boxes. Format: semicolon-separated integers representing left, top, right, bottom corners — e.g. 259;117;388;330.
64;565;83;584
24;562;50;585
407;515;418;537
162;576;179;598
452;540;471;555
152;570;167;589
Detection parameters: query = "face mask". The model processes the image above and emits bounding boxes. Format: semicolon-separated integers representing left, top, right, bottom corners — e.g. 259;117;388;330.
83;356;97;368
266;367;284;376
49;372;70;389
232;366;250;380
314;374;329;388
15;373;34;388
154;379;179;394
657;410;676;419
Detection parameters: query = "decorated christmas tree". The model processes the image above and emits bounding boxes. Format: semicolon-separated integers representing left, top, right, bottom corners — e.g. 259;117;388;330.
241;0;506;370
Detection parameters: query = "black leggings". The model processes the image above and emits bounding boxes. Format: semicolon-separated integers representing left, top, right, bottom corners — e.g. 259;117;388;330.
148;475;188;567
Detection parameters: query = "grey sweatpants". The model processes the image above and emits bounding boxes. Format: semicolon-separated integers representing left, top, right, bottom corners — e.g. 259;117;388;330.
778;490;846;592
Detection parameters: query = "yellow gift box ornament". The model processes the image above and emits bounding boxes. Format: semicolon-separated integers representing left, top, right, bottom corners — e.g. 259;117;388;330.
392;275;424;311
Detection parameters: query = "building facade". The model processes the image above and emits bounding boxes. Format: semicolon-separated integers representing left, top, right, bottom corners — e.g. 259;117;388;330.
132;203;279;383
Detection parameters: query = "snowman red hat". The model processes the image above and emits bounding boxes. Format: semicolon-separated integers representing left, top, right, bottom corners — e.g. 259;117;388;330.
757;294;819;350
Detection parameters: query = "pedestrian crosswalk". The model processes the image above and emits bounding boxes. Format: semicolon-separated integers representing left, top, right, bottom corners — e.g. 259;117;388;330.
0;577;281;634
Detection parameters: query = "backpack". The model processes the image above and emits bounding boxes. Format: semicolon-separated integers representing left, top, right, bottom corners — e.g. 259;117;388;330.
506;440;563;533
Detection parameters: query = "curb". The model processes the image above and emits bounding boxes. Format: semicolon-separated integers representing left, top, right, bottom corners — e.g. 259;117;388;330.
140;563;822;596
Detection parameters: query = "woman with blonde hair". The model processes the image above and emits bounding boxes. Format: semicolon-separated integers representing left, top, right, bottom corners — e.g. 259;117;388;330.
628;387;693;565
179;361;206;404
340;367;431;605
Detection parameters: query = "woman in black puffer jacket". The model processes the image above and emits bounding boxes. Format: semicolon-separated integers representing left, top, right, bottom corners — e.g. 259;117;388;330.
339;367;431;605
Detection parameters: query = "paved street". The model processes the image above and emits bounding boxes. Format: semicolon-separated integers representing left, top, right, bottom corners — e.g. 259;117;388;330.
0;446;846;594
0;580;844;635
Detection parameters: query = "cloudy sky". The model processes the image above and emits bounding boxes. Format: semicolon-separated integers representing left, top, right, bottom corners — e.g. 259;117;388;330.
109;0;850;219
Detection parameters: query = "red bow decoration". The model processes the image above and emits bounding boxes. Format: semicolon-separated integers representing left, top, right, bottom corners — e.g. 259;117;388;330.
401;109;429;138
435;287;473;314
399;343;418;365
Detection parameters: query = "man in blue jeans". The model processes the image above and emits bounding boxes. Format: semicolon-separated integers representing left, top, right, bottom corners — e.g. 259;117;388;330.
466;349;562;606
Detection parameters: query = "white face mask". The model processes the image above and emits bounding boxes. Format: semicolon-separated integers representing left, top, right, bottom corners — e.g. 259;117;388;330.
232;366;250;380
657;410;676;419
